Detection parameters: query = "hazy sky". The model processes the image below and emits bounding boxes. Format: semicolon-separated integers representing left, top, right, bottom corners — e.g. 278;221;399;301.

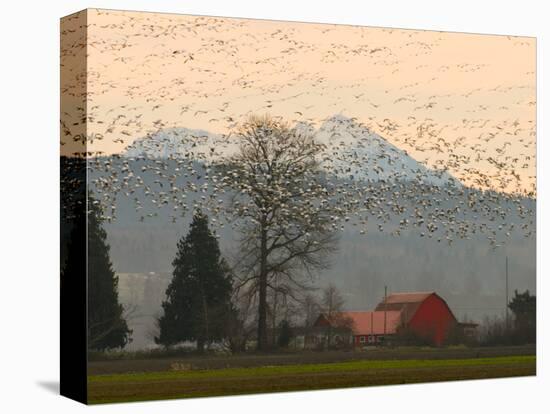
61;8;536;194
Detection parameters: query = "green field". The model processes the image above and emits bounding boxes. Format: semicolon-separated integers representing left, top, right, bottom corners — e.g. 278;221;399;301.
88;355;535;403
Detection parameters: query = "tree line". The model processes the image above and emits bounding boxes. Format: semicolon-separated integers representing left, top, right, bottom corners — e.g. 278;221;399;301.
63;197;536;352
478;290;536;346
63;195;348;352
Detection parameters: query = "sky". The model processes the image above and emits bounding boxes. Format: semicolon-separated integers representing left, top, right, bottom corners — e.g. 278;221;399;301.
61;8;536;195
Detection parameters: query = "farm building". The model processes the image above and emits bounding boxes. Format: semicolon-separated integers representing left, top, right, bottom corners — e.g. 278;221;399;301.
309;291;477;348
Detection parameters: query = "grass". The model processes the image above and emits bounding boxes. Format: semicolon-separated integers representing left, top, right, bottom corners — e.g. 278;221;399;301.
88;344;536;375
88;355;535;403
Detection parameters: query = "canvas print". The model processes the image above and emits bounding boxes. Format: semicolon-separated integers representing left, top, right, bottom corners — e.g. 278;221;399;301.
60;9;536;404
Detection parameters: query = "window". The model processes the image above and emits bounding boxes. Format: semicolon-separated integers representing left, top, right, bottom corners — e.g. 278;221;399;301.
359;336;366;343
368;335;375;343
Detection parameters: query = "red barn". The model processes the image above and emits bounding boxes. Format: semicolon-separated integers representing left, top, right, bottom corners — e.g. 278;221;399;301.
312;291;470;347
374;291;458;346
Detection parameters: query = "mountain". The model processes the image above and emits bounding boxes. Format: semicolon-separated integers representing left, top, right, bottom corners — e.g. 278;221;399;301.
315;115;457;186
123;115;459;187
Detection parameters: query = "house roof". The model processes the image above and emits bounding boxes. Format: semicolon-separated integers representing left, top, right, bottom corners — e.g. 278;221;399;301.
340;311;403;335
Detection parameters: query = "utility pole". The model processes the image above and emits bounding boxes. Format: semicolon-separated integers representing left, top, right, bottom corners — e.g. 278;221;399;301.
383;286;387;340
370;312;376;345
505;256;509;332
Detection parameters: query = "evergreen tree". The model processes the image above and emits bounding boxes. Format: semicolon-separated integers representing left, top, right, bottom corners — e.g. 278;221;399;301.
277;320;293;348
156;212;234;351
509;289;536;343
84;197;131;350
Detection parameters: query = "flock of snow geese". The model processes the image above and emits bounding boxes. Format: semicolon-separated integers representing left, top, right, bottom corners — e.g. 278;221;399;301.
61;9;536;249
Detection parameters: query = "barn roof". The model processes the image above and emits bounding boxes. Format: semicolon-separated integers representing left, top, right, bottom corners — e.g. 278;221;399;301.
374;291;459;326
381;291;435;304
374;291;436;323
340;311;403;335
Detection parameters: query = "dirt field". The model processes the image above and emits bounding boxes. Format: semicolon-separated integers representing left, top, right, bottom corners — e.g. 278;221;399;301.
88;345;535;375
87;347;536;404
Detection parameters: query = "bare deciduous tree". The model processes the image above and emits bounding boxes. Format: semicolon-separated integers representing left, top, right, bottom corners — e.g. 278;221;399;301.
301;293;322;329
222;115;339;350
320;284;353;348
223;284;258;353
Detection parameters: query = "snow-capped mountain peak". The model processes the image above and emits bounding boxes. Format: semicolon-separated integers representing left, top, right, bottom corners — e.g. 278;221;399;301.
123;116;458;186
316;115;457;186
